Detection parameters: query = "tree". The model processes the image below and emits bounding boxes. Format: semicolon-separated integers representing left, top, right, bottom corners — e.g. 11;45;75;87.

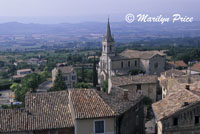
22;73;42;92
40;66;48;82
93;56;98;87
102;80;108;93
74;82;92;88
81;65;85;82
49;69;67;91
128;69;145;75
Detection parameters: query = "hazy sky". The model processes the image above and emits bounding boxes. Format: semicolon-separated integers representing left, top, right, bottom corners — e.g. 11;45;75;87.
0;0;199;23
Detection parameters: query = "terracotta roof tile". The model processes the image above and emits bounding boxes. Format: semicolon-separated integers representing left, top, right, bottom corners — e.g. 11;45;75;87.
168;61;187;68
0;109;28;133
69;89;115;119
97;86;144;115
161;69;185;78
120;49;165;60
191;62;200;72
25;91;74;130
152;84;200;121
58;66;74;74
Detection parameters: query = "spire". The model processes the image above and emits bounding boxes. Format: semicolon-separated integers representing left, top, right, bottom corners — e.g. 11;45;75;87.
104;17;114;42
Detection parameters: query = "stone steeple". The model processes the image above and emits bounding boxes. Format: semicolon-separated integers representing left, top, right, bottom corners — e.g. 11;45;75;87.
102;18;115;57
104;17;114;42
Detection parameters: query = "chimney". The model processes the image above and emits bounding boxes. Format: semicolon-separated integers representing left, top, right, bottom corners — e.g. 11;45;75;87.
123;89;129;100
30;88;34;93
185;85;190;90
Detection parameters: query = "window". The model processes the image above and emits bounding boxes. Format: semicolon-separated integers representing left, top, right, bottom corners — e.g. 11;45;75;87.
110;45;112;51
195;116;199;124
49;130;57;134
72;76;76;80
128;61;130;67
135;61;137;66
104;45;105;51
137;84;141;90
95;120;105;133
121;62;123;68
64;76;68;80
154;63;158;69
173;118;178;126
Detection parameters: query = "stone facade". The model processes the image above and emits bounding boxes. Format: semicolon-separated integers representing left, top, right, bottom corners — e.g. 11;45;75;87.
52;65;77;88
159;102;200;134
109;75;158;102
116;99;145;134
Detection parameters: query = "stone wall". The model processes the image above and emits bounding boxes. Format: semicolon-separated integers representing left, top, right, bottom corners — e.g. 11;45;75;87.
120;83;157;102
116;98;145;134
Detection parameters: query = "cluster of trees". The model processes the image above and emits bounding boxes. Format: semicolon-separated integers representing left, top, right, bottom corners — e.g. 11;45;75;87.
74;56;98;89
10;68;48;104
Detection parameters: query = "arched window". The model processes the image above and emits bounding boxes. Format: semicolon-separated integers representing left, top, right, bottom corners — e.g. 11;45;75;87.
135;61;137;66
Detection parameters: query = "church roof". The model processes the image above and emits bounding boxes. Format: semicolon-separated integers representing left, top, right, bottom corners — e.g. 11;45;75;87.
103;18;114;42
120;49;165;60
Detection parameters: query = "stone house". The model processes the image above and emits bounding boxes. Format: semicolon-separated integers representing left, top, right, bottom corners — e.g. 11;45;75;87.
152;83;200;134
109;75;158;102
98;19;166;86
159;69;200;99
13;69;32;79
190;62;200;75
0;88;145;134
52;65;77;88
166;60;187;70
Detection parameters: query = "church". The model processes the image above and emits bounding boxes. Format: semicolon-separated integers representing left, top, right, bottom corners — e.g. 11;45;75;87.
98;19;166;85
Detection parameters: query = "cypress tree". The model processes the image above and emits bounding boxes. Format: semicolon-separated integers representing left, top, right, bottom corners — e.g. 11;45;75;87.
93;56;98;87
49;69;67;91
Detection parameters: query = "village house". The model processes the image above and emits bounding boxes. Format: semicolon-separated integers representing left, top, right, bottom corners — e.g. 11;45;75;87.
52;65;77;88
159;69;200;99
166;60;187;70
0;88;145;134
13;69;32;79
108;75;158;102
98;19;166;86
152;83;200;134
190;62;200;75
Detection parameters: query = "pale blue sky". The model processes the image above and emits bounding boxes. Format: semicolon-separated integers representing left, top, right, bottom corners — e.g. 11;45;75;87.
0;0;199;23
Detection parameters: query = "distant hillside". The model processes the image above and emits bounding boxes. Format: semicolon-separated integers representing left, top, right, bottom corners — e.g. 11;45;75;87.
0;21;200;41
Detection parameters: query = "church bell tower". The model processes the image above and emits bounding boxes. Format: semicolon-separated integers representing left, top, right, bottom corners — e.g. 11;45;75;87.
102;18;115;57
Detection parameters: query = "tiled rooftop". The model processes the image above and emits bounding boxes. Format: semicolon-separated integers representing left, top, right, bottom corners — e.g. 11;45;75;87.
161;69;185;78
119;49;165;60
0;109;28;133
0;91;74;133
25;91;74;130
58;66;74;74
191;62;200;72
98;86;144;115
152;84;200;121
111;75;157;87
168;60;187;68
0;88;142;133
17;69;32;73
69;89;116;119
